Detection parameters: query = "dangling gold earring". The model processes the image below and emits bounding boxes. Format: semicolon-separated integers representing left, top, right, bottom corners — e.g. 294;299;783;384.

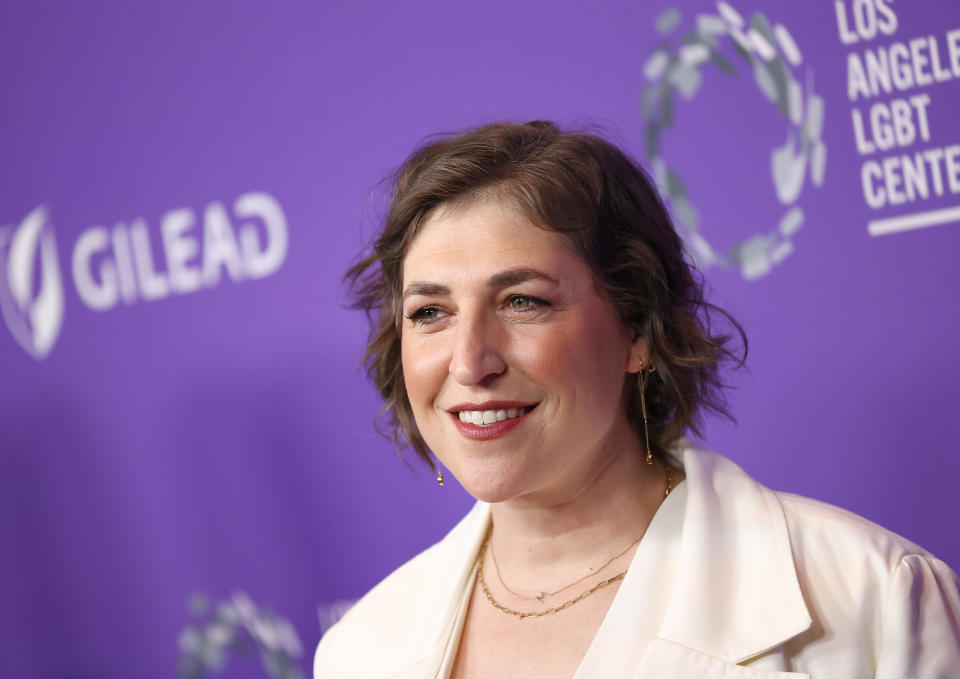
436;468;445;486
637;360;653;465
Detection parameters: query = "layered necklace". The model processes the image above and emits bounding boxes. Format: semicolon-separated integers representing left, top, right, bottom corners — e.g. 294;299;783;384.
476;463;676;619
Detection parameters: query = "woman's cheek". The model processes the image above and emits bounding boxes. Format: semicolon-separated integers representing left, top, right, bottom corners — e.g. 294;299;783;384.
513;326;571;374
402;338;448;404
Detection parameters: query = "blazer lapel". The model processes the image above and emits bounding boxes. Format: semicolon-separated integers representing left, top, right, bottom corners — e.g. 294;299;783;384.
654;446;813;667
380;501;491;679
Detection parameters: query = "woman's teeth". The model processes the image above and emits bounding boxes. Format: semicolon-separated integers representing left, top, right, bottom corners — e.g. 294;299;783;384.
457;407;527;427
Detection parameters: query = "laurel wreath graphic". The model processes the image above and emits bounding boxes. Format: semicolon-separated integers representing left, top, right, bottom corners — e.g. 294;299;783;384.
642;2;827;280
178;592;304;679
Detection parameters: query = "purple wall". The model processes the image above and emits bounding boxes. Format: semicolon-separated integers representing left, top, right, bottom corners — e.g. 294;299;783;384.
1;1;958;676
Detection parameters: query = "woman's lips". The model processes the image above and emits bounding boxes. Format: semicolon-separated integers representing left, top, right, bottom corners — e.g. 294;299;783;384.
448;402;537;441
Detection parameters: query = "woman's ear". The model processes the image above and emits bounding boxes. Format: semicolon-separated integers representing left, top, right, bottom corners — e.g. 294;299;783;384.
626;332;650;374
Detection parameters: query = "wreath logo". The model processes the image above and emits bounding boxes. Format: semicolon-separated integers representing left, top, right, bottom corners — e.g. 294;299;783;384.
642;2;827;280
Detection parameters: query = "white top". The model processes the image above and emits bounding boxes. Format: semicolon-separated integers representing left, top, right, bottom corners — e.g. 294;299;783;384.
315;445;960;678
435;482;688;678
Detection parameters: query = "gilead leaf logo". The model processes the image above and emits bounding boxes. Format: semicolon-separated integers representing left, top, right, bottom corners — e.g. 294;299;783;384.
0;206;65;360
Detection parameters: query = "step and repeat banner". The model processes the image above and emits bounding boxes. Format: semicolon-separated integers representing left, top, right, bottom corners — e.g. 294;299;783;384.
2;1;958;677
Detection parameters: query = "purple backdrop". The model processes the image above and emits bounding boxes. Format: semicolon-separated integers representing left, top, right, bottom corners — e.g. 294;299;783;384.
1;1;958;677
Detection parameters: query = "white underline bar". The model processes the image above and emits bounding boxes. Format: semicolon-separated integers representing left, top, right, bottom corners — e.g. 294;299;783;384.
868;205;960;237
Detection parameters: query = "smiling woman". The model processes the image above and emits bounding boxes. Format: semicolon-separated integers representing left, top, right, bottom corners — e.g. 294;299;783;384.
400;200;648;506
346;122;742;476
314;121;960;679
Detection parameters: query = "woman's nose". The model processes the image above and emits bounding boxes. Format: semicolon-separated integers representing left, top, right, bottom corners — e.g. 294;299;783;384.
449;313;506;386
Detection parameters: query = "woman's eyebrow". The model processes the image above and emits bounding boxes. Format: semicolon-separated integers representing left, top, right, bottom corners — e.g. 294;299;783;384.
402;268;557;301
487;267;558;289
402;281;449;300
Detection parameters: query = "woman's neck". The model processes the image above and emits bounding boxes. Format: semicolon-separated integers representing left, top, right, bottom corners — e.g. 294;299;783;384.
486;432;672;584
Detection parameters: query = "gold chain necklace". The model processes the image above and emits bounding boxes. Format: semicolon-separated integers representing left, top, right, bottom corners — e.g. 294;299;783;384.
478;464;676;619
478;549;626;619
490;530;643;602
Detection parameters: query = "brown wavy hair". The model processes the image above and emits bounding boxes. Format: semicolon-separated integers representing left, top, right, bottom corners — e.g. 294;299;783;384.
346;120;746;469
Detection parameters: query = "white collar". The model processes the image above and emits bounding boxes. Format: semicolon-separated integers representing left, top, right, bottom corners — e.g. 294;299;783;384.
656;445;811;663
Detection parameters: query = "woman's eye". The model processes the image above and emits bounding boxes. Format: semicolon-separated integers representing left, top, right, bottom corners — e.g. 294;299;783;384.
406;306;446;325
505;295;548;311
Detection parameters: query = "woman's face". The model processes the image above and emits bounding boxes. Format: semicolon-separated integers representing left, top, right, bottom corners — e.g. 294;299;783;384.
400;199;647;505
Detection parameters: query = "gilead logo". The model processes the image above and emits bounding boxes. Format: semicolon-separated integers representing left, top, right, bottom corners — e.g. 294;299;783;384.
0;206;65;359
1;191;288;360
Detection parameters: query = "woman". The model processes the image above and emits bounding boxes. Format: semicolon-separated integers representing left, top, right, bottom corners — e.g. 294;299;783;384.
315;121;960;678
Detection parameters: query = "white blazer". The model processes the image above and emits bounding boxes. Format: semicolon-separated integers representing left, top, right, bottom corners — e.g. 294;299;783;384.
314;446;960;678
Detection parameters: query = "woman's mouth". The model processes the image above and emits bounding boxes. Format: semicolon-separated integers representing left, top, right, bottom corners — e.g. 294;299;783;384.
455;406;532;427
448;403;537;440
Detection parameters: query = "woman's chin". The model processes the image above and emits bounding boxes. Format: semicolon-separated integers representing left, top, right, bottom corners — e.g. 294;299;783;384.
451;470;530;505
